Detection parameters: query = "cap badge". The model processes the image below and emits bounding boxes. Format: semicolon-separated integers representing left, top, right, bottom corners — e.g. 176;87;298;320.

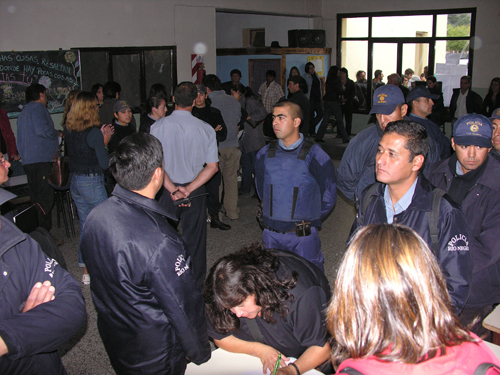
377;94;387;104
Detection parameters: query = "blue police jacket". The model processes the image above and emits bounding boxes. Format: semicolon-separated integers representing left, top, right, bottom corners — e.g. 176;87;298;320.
338;119;442;202
351;175;471;313
429;155;500;308
0;215;86;375
81;185;211;374
255;139;337;233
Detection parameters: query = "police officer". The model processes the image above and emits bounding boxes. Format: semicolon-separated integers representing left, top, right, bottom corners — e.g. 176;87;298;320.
255;100;336;271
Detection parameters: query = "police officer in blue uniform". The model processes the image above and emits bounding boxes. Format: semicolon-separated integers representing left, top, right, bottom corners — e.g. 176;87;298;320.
255;100;336;271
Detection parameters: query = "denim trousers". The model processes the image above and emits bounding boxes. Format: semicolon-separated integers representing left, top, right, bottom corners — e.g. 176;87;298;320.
70;173;107;267
239;149;258;195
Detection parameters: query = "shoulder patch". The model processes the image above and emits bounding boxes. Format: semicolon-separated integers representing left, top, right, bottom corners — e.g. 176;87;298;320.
447;234;469;252
175;254;189;277
44;257;59;278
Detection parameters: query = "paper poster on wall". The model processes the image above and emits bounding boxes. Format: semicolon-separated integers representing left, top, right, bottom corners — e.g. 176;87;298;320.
307;56;325;77
191;54;205;84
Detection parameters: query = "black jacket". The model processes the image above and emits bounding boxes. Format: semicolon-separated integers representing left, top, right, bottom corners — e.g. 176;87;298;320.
351;175;471;313
81;185;211;374
449;88;483;118
0;215;86;375
429;155;500;308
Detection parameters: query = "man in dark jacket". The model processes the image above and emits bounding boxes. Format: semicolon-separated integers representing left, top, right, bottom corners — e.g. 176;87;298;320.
288;75;311;136
407;86;451;159
352;120;471;314
81;133;211;374
0;155;86;375
449;76;483;122
428;114;500;340
192;84;230;230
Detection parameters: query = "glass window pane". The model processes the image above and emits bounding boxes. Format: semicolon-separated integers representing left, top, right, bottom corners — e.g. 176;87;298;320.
436;13;471;37
402;43;429;87
112;53;141;108
341;17;368;38
434;40;469;106
79;51;108;92
341;40;368;110
372;15;432;38
145;50;173;101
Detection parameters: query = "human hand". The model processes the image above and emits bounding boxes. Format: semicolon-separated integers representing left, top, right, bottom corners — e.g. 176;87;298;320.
10;155;21;161
101;124;114;146
276;366;296;375
257;347;287;374
22;281;55;313
170;187;191;207
214;125;223;131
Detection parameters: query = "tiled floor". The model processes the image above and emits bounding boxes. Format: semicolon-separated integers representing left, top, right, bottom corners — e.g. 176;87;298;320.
53;134;353;374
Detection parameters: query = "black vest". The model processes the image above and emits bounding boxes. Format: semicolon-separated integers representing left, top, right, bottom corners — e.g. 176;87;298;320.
64;128;102;175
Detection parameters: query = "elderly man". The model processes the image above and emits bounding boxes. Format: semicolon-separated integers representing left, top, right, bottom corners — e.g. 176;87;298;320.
204;244;332;375
449;76;483;123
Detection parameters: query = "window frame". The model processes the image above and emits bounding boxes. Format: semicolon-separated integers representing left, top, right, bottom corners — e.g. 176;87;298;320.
337;8;476;113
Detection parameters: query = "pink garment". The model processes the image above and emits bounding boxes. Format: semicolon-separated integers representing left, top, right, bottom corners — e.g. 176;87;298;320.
336;335;500;375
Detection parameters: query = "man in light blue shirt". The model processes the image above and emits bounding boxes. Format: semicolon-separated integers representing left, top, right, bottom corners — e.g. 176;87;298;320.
151;81;218;288
352;120;471;313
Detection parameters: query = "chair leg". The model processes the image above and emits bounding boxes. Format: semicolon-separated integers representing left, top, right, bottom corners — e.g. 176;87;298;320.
66;191;76;237
59;192;71;239
55;191;62;229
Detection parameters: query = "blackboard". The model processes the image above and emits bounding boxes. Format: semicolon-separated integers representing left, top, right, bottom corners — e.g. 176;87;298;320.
0;50;81;118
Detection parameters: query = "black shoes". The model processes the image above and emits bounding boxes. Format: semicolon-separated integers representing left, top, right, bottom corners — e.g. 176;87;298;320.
210;216;231;230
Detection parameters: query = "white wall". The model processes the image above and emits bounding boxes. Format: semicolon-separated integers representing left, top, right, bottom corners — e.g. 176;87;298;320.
216;13;314;48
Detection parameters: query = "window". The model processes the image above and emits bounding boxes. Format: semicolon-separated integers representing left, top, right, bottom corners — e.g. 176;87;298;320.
338;9;475;113
75;46;177;110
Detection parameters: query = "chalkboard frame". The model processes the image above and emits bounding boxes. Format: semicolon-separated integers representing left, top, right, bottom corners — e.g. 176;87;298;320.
0;50;82;118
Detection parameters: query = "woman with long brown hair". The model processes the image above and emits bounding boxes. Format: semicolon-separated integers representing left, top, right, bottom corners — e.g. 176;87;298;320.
327;224;500;374
64;91;113;284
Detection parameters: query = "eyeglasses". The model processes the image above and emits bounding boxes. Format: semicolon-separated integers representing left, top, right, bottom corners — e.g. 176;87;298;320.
0;155;7;165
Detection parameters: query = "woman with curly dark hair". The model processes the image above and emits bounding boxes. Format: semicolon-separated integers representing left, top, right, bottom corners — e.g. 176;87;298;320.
204;244;332;375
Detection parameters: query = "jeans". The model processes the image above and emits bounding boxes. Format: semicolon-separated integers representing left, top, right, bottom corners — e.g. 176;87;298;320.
316;101;349;142
239;150;258;195
70;173;107;267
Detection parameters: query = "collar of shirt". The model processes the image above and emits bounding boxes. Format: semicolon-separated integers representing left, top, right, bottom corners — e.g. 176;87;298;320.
409;113;425;120
456;160;465;176
384;176;419;224
278;133;304;150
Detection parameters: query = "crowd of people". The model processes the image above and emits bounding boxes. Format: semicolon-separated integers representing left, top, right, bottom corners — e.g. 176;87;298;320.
1;64;500;374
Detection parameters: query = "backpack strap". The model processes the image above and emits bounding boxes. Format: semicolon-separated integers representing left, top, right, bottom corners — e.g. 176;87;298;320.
473;363;500;375
356;183;380;227
267;140;279;158
427;188;445;254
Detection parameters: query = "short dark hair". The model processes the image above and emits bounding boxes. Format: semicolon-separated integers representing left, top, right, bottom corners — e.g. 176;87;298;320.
230;69;242;77
146;96;166;114
173;82;197;108
202;74;222;92
427;76;437;84
374;69;383;79
109;132;163;191
266;70;276;78
25;84;46;103
404;68;414;76
304;62;314;74
103;81;121;99
384;120;430;169
273;99;303;122
461;75;472;85
287;76;308;94
340;67;349;77
148;83;169;102
231;82;245;96
203;243;297;334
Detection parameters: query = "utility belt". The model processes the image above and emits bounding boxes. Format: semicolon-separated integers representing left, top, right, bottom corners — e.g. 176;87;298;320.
266;221;313;237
